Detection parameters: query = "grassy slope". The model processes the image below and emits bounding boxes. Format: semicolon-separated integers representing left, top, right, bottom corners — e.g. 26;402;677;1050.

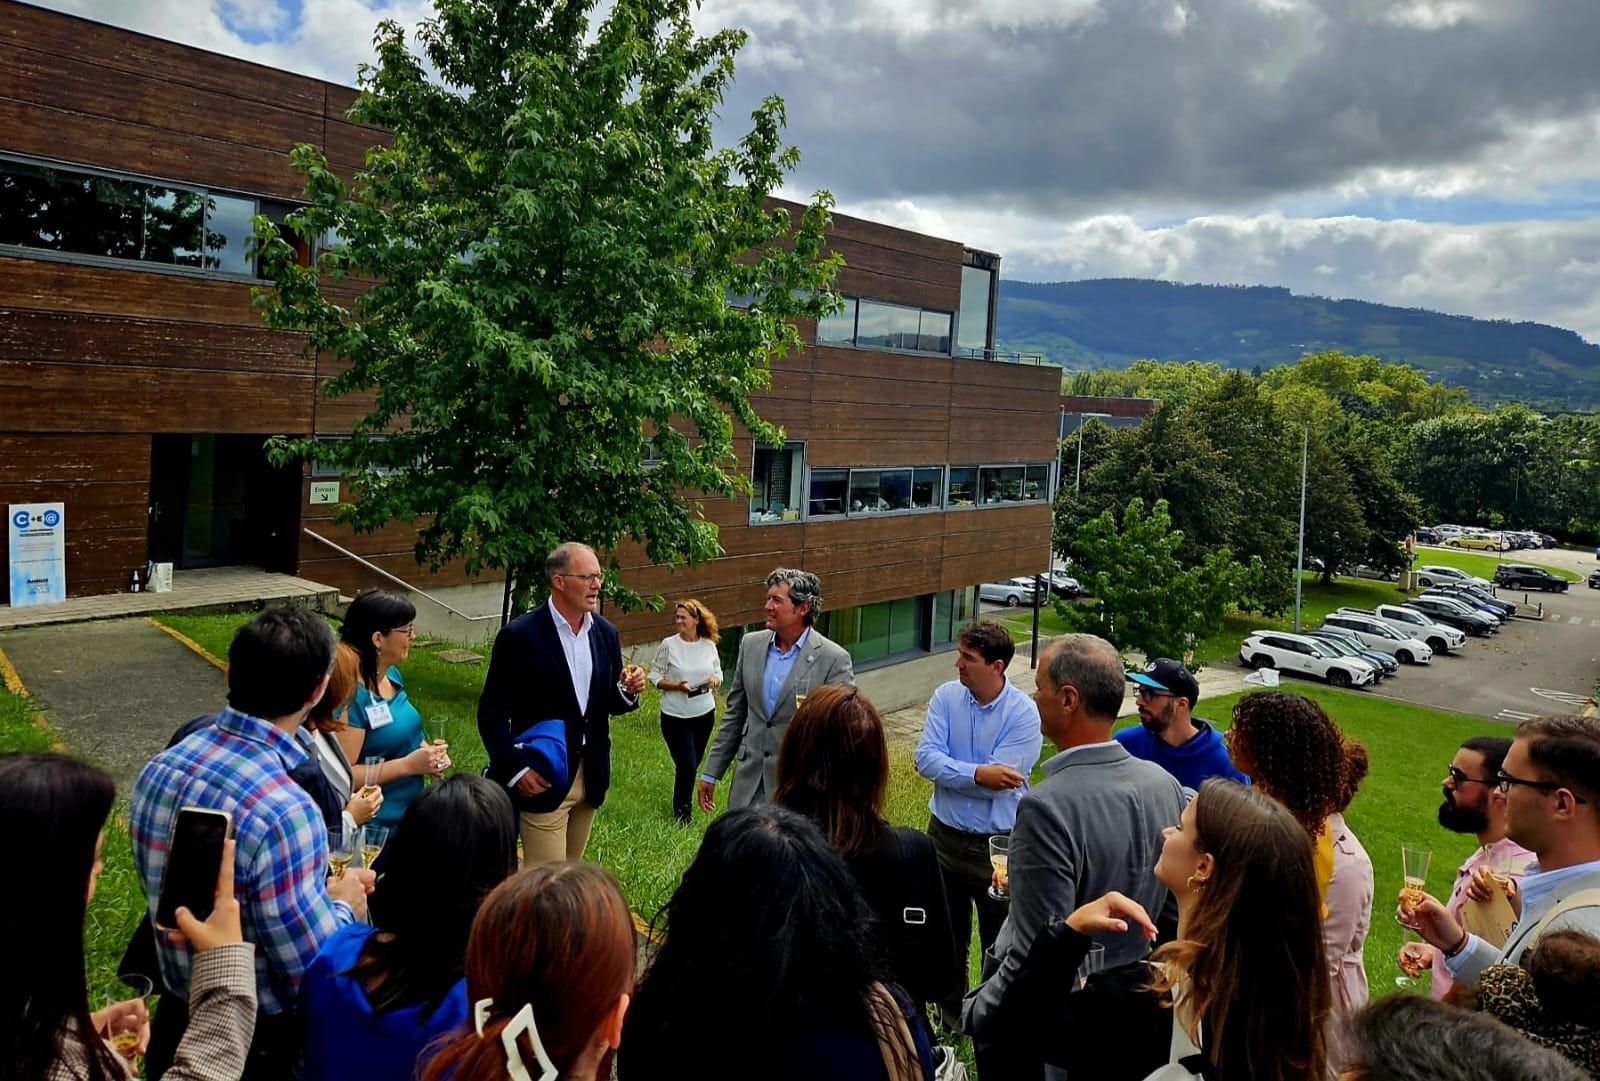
1418;546;1580;582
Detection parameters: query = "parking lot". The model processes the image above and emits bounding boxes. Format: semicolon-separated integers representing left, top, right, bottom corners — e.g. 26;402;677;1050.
982;549;1600;723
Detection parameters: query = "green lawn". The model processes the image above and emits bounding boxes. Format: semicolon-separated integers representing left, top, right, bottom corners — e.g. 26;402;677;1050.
1418;545;1581;582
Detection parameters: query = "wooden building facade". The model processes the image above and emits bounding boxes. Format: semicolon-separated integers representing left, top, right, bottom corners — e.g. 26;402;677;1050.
0;1;1060;665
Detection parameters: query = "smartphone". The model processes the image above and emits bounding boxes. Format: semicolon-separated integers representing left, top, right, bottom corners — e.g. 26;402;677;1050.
155;807;233;930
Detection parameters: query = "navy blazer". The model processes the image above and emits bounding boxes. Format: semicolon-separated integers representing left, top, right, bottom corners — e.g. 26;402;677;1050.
477;602;637;813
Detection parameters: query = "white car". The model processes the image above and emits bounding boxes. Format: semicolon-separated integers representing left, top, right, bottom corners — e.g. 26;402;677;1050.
1240;631;1379;689
1415;564;1492;590
1352;604;1466;654
1320;612;1434;664
979;577;1040;607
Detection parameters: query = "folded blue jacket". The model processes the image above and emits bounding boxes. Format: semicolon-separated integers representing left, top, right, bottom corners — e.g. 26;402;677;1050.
512;719;569;789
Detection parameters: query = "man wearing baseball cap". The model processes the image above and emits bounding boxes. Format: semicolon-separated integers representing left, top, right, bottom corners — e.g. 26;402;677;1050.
1116;657;1249;790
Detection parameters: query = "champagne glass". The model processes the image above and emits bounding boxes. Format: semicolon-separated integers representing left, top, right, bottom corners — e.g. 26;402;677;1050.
363;756;382;790
1396;843;1432;986
794;676;811;712
429;717;448;747
988;835;1011;900
103;974;152;1064
328;827;355;880
359;825;390;871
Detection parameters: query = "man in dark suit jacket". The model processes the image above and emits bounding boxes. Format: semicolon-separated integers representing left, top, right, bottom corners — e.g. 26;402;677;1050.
478;542;646;863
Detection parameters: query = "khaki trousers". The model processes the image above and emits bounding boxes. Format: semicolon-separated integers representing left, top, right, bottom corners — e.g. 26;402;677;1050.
519;763;597;865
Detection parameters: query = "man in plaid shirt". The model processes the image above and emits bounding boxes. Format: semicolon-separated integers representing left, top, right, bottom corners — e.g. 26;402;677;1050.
132;607;371;1081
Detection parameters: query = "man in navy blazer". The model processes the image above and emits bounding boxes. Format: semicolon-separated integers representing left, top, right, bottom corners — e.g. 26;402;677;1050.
478;542;646;863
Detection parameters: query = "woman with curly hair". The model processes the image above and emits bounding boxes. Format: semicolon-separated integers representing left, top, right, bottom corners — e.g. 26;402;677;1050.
1224;691;1347;904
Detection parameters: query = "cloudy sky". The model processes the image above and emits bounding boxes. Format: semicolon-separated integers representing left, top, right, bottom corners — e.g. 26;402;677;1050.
38;0;1600;339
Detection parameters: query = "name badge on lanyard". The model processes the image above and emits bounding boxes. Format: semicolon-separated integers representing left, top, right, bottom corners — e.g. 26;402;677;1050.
364;700;395;729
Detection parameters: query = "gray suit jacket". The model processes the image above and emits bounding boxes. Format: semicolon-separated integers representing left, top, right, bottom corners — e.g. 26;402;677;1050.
701;626;854;809
962;741;1186;1050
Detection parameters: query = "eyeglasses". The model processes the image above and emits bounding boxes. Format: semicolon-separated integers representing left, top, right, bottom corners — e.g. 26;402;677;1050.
559;572;605;585
1496;768;1589;803
1446;765;1494;787
1135;687;1173;701
387;624;416;637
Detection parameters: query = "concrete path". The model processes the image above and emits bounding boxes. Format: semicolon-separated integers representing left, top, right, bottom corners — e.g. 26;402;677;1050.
881;640;1254;744
0;618;224;788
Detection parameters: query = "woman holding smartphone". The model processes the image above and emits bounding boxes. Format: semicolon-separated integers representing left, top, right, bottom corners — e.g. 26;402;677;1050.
338;591;447;834
0;751;254;1081
646;599;723;824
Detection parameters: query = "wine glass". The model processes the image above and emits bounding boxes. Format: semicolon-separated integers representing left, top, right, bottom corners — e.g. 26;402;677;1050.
1395;843;1432;986
988;835;1011;900
359;825;390;871
363;756;382;790
1077;944;1106;990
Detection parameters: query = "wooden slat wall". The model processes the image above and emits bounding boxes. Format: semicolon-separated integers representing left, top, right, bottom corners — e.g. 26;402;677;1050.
0;434;149;601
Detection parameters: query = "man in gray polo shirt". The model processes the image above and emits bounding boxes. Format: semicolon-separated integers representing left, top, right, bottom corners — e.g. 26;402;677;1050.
962;633;1185;1080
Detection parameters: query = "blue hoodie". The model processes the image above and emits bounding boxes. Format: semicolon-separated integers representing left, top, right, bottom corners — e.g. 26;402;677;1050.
1115;719;1250;791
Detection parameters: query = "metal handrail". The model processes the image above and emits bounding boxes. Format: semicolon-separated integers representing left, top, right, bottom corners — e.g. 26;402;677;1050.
954;346;1050;366
301;528;499;622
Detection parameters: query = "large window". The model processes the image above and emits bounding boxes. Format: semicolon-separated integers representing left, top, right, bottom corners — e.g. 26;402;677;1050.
815;293;955;356
808;468;848;518
0;156;260;276
979;464;1049;505
947;467;977;507
932;586;977;646
750;442;804;523
848;468;912;514
912;467;944;509
957;264;996;356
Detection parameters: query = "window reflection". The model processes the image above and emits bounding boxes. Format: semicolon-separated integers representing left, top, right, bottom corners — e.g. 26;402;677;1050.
808;469;848;518
204;193;258;275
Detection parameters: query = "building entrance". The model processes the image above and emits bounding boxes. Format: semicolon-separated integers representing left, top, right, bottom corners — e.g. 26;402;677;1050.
147;435;298;572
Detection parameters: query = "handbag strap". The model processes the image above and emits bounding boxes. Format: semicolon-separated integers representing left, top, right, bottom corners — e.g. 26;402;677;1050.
867;981;922;1081
1506;886;1600;961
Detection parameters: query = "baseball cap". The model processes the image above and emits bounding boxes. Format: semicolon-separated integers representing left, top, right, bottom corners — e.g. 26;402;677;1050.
1126;657;1199;708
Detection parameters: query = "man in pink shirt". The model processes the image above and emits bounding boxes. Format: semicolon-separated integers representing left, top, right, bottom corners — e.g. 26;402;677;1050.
1398;735;1533;997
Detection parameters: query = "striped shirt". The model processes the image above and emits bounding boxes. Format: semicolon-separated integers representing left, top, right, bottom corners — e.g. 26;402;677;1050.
130;706;354;1015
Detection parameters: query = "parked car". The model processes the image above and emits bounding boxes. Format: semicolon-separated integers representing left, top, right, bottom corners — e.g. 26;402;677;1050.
1239;631;1379;689
1348;563;1398;582
1321;612;1434;664
1046;570;1082;598
1404;596;1498;637
1492;564;1570;593
1351;604;1466;654
1415;565;1493;589
1421;584;1516;621
1539;533;1559;549
979;577;1041;607
1414;527;1443;545
1446;532;1507;551
1590;570;1600;589
1304;628;1400;679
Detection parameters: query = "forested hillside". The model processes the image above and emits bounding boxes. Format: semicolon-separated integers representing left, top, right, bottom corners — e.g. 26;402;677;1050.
997;279;1600;410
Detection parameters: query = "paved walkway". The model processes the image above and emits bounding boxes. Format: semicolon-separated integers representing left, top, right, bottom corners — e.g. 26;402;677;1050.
880;641;1255;743
0;617;223;788
0;566;337;630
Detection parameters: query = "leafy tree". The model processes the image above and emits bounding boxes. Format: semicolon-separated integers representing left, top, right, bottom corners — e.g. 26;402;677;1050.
1404;406;1550;526
1057;498;1262;665
251;0;840;615
1300;440;1368;582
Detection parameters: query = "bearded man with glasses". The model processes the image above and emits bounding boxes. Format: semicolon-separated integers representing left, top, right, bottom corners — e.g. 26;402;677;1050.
1400;716;1600;990
1398;736;1532;998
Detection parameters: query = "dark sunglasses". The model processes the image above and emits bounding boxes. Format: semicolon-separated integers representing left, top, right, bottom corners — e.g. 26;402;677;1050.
1135;686;1174;701
1496;768;1589;803
1445;765;1494;787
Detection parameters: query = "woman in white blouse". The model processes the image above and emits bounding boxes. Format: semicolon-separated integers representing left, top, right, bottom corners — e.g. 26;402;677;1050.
647;599;723;824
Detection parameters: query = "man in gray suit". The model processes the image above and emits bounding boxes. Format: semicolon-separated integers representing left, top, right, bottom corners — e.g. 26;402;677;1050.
962;633;1185;1080
696;567;854;812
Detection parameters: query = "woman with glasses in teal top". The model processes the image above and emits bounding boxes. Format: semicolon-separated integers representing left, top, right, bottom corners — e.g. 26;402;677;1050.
337;591;449;832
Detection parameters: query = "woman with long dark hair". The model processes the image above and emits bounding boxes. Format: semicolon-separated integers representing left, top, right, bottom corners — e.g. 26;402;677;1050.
1000;780;1330;1081
300;774;518;1081
0;752;254;1081
420;863;636;1081
337;590;447;831
773;683;958;1014
619;805;934;1081
304;641;384;839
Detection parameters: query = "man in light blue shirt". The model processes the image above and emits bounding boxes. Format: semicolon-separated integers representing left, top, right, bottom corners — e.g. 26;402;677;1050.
914;620;1043;1026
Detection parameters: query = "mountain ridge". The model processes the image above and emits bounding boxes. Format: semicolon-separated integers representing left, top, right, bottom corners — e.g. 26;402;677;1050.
995;278;1600;410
